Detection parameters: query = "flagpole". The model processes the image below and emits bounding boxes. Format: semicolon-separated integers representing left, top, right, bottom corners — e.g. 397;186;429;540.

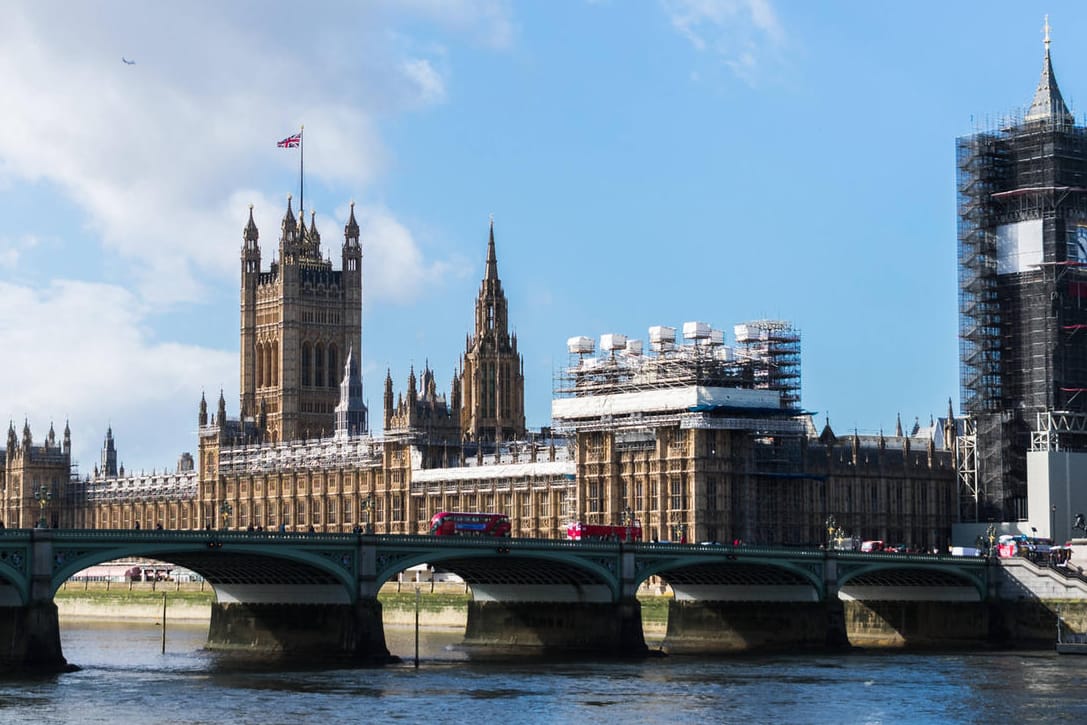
299;124;305;223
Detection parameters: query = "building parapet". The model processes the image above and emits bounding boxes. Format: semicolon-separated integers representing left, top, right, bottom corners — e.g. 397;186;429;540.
218;435;383;474
87;471;199;503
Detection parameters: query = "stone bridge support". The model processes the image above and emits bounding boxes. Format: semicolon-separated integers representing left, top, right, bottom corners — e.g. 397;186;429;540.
205;539;392;664
0;530;68;672
461;549;648;657
206;599;389;663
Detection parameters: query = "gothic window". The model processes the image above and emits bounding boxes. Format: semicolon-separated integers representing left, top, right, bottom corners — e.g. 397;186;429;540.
328;345;339;388
301;342;312;387
315;344;325;387
271;345;279;386
256;343;264;388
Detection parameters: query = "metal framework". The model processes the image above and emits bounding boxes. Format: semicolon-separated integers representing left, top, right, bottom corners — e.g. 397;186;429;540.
957;111;1087;521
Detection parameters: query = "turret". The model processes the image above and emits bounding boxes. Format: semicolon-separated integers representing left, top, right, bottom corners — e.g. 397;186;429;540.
278;195;301;266
199;392;208;427
384;369;394;430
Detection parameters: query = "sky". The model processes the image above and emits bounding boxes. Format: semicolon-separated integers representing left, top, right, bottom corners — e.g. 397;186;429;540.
2;0;1084;475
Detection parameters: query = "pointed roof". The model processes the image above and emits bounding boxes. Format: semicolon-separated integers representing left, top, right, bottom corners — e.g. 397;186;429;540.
345;201;359;239
244;204;259;243
485;215;498;281
1026;17;1074;125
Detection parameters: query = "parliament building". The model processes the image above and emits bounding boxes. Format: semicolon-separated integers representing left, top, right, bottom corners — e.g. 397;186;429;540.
1;195;960;549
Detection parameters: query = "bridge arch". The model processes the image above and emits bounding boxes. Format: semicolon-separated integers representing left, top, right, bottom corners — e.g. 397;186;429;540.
636;553;823;601
836;561;988;601
48;532;359;602
374;543;623;602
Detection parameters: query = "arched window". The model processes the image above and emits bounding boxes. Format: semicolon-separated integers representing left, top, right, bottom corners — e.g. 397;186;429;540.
255;343;264;389
328;345;339;388
301;342;312;387
271;343;279;386
315;344;325;387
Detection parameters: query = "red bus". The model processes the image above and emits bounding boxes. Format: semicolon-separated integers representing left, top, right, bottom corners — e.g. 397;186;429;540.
566;521;642;542
429;512;511;537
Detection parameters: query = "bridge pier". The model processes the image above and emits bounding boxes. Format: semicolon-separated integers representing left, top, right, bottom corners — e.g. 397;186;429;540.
463;597;648;656
843;600;990;648
0;601;68;672
206;598;392;664
662;600;832;654
0;530;71;672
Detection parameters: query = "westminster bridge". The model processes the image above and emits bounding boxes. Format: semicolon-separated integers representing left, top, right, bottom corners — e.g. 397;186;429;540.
0;528;1073;672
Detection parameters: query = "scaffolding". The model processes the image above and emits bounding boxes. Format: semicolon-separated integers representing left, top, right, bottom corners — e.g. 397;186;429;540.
554;319;800;405
956;111;1087;521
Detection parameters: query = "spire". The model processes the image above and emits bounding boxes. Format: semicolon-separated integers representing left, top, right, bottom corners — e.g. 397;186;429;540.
345;201;359;240
284;194;296;226
895;413;903;438
485;215;498;281
1025;15;1074;125
244;203;259;243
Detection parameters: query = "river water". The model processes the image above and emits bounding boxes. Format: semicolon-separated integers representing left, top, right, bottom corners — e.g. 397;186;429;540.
0;622;1084;724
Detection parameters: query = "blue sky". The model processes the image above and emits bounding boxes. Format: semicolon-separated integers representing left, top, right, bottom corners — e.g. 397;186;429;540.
1;1;1082;474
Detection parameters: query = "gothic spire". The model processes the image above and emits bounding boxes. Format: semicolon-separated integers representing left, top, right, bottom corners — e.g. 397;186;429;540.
345;201;359;239
244;203;259;243
485;215;498;282
1026;15;1074;125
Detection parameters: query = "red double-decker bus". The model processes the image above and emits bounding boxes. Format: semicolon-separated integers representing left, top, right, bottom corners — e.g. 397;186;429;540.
429;512;511;537
566;520;642;542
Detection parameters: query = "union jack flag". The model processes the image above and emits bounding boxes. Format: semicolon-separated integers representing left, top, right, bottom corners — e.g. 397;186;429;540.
277;132;301;148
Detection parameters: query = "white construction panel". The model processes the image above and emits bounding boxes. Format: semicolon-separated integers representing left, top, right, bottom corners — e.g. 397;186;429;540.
996;219;1043;275
648;326;676;344
567;336;595;354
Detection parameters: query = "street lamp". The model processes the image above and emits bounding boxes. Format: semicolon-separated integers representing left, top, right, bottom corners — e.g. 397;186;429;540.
34;485;52;529
1052;504;1058;542
985;522;997;558
220;501;233;530
620;506;634;542
825;515;838;547
361;495;374;534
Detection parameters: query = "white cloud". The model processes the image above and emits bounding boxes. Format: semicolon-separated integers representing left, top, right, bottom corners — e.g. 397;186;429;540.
661;0;786;85
402;58;449;106
0;235;38;270
353;204;452;304
0;280;235;470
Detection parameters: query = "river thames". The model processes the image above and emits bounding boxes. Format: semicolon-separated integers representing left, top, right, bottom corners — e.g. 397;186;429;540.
1;622;1085;724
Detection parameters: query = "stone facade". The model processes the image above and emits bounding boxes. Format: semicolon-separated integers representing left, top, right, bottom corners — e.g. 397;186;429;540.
3;210;958;546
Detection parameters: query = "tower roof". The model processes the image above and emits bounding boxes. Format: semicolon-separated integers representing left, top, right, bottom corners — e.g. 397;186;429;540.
244;204;259;243
1025;17;1074;125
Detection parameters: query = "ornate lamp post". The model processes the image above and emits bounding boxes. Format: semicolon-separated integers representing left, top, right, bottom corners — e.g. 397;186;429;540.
985;522;997;558
825;515;838;548
361;495;374;534
220;501;233;530
34;485;52;529
621;506;634;542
